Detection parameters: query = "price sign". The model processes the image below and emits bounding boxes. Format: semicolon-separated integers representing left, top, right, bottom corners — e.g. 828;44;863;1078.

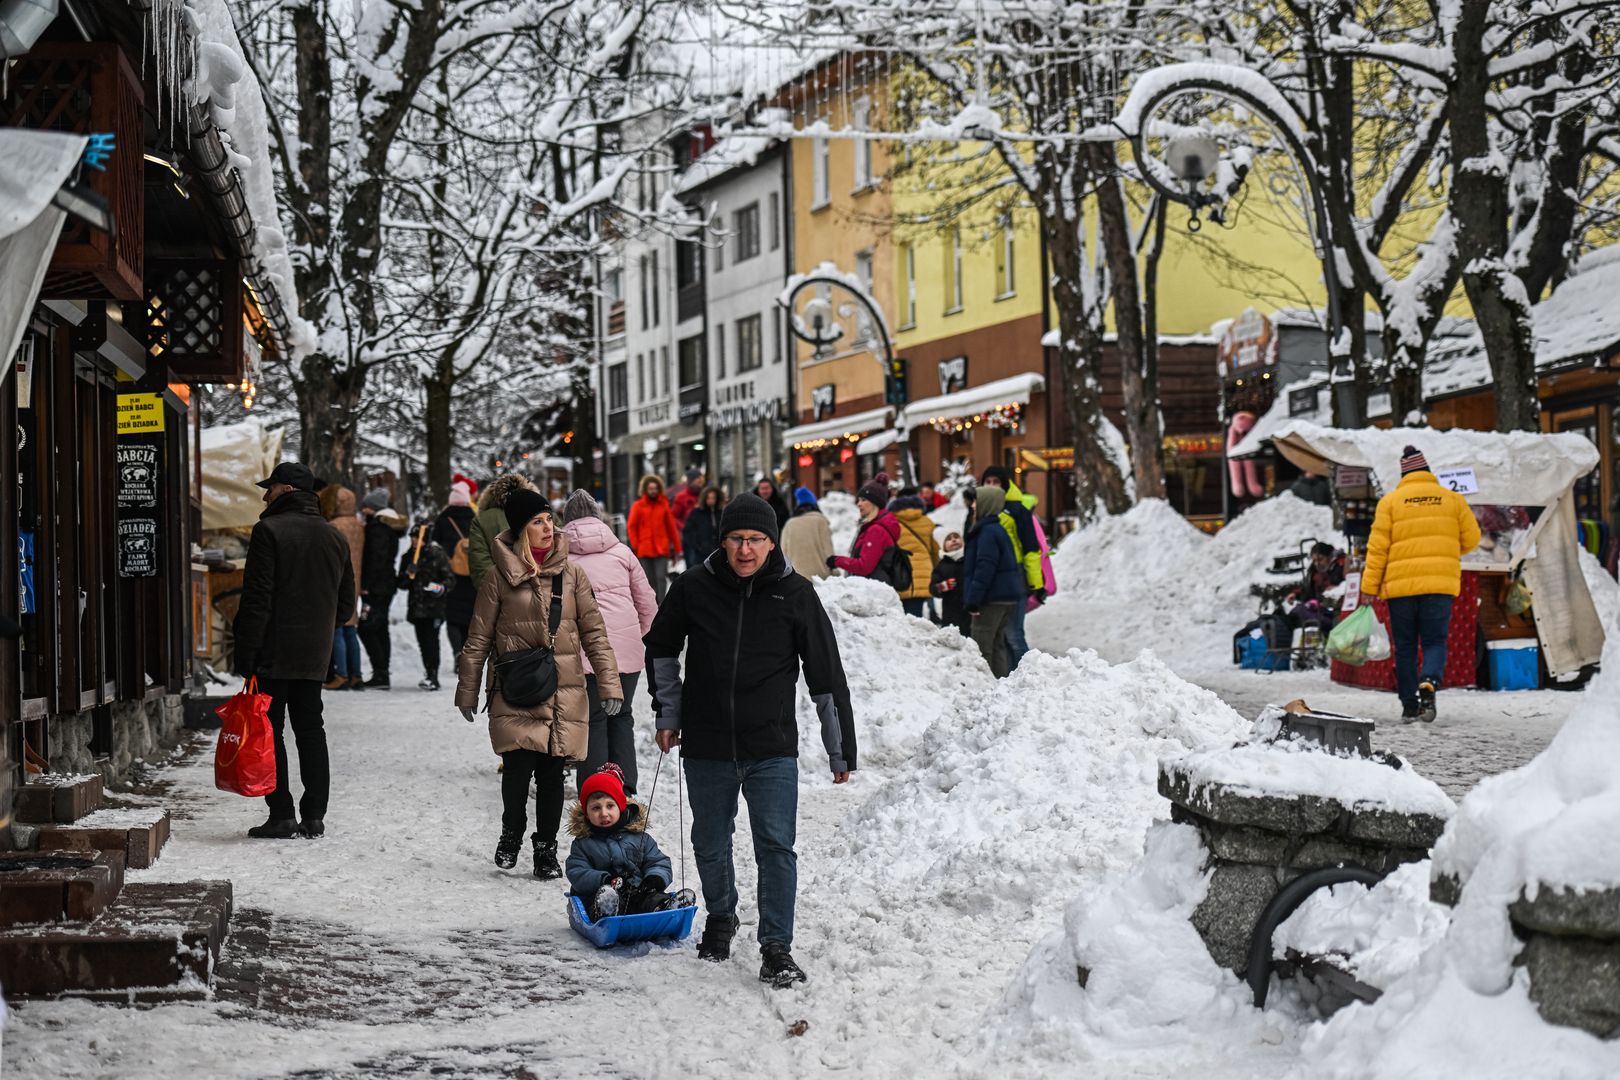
1436;467;1479;495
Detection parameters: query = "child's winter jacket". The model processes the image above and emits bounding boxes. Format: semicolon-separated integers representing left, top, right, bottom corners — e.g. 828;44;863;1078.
930;553;969;635
565;801;674;897
397;525;454;621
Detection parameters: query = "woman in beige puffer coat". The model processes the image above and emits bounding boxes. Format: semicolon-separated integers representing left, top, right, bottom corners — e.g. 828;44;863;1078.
455;490;622;879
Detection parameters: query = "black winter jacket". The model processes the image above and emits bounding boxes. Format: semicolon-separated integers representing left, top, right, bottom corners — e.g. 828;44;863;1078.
397;527;454;621
432;506;478;626
930;553;970;636
362;514;404;596
233;490;356;680
643;547;857;773
681;502;723;569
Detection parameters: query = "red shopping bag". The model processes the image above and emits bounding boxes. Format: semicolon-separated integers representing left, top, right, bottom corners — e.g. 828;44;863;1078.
214;678;277;796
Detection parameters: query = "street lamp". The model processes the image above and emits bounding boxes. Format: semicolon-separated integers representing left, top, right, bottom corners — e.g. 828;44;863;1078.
1119;69;1361;428
779;263;916;486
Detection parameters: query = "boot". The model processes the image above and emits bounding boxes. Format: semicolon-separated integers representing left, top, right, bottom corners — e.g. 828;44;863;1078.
364;673;391;691
1417;680;1437;723
697;912;739;962
323;675;347;691
247;817;300;839
532;836;562;880
348;676;367;691
494;826;522;869
417;676;440;691
300;819;325;839
655;888;697;912
759;943;807;988
592;884;621;921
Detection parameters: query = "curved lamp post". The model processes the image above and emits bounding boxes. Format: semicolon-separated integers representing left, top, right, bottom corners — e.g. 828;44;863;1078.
779;265;916;486
1118;66;1361;428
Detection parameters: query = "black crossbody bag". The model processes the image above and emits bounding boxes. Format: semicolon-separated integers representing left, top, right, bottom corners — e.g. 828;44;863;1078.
491;585;564;708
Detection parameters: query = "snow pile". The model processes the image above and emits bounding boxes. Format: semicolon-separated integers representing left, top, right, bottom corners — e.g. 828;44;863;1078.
1031;495;1335;671
1581;548;1620;631
843;647;1251;909
1165;739;1455;819
801;575;988;767
1272;860;1449;989
1296;618;1620;1078
990;823;1288;1068
822;490;860;553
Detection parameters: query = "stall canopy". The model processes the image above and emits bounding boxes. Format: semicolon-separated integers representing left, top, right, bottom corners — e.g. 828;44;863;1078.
1271;421;1606;676
782;405;892;449
901;372;1044;429
201;420;285;530
0;129;88;374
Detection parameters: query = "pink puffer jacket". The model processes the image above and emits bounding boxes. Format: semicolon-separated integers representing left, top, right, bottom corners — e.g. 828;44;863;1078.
564;515;658;674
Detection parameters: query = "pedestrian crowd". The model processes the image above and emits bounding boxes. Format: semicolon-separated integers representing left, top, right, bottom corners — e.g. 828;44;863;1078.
229;457;1044;985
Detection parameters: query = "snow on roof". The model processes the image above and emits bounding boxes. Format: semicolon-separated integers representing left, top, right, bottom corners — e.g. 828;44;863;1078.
1039;328;1217;348
674;109;788;195
1534;247;1620;367
167;0;313;353
1270;420;1600;505
1228;372;1331;459
901;373;1045;427
782;405;892;448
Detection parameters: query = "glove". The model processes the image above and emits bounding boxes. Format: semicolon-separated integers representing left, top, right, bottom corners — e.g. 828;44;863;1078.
641;876;668;894
607;876;625;892
459;707;476;723
1033;588;1046;604
825;555;840;571
602;698;623;716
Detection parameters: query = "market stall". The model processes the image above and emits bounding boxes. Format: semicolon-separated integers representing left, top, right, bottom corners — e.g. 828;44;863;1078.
1270;421;1606;691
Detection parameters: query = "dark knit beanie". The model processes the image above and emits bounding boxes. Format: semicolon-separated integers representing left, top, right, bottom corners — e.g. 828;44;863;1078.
719;493;780;544
857;471;891;507
1400;446;1430;476
504;489;551;536
980;465;1011;488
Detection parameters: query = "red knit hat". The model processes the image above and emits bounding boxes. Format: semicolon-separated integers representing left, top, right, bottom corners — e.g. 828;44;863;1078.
452;472;479;497
580;763;627;812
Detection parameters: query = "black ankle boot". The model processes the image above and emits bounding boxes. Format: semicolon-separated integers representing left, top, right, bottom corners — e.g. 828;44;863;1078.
532;836;562;879
494;827;522;869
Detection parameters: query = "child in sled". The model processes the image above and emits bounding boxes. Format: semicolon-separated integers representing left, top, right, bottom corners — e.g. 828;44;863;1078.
567;764;695;921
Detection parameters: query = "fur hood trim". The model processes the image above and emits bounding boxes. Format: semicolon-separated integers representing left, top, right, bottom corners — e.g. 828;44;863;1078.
567;799;650;838
483;472;534;512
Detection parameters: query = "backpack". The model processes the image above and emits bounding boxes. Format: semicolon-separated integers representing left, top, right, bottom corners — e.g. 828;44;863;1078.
446;516;471;577
872;543;914;594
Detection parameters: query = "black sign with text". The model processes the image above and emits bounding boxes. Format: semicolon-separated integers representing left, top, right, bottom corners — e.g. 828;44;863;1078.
116;435;163;578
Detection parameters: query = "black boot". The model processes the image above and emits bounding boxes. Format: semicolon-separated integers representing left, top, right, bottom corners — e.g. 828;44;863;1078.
300;819;325;839
247;817;300;839
697;912;739;962
532;836;562;880
759;943;807;988
494;827;522;869
364;673;391;690
1417;680;1438;723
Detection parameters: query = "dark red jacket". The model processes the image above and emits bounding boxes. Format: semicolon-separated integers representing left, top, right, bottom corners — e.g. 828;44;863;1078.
835;512;900;577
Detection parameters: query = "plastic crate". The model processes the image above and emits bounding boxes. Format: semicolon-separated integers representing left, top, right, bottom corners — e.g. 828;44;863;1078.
1486;638;1539;691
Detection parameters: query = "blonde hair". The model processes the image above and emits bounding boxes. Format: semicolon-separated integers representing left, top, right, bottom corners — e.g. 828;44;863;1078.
516;514;555;575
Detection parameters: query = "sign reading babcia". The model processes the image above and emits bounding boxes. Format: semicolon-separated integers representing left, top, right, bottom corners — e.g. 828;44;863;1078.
710;399;784;431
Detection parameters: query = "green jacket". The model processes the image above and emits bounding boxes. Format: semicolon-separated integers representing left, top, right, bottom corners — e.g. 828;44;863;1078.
468;505;508;589
995;479;1043;592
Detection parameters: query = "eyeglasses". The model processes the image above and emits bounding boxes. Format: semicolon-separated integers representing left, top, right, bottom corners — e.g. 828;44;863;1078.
723;535;772;549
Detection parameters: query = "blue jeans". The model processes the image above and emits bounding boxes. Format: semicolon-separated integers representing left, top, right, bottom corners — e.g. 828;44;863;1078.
331;624;361;679
683;756;798;947
1387;594;1453;710
1006;595;1030;670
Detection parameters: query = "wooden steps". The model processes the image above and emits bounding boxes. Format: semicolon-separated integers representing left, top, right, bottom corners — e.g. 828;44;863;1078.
16;772;105;824
34;806;172;869
0;850;125;927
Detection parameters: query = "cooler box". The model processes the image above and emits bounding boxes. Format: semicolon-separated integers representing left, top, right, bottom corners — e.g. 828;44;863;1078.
1486;638;1539;691
1239;632;1290;673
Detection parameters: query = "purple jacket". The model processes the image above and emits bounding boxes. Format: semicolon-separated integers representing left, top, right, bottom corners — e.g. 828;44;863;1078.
564;516;658;674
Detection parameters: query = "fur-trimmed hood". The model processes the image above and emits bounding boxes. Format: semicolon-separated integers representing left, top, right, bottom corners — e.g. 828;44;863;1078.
482;472;534;512
567;799;650;838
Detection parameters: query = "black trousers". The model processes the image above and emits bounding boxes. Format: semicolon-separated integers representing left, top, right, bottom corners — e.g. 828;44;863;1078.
358;591;395;677
500;748;567;840
446;621;468;658
262;677;328;822
410;617;442;679
576;671;640;793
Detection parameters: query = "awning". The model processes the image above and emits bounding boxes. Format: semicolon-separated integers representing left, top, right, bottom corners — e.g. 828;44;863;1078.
783;406;893;449
855;428;899;456
1;130;89;378
901;373;1045;427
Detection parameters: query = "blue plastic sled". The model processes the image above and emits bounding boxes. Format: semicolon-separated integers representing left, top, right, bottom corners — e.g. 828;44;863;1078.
567;895;697;949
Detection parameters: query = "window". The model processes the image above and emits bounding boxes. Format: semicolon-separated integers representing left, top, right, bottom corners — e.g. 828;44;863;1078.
900;243;917;327
661;345;671;396
608;363;628;411
636;353;645;402
768;192;781;250
650;250;661;325
852;98;872;190
855;249;873;293
735;203;761;262
712;230;723;273
995;215;1015;297
639;255;650;330
812;130;829;208
772;306;784;364
737;314;764;372
603;267;623;304
678;334;704;388
944;228;963;313
676;239;700;288
715;321;727;378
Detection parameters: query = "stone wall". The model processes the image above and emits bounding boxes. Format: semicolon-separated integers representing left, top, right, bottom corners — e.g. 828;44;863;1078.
46;696;186;788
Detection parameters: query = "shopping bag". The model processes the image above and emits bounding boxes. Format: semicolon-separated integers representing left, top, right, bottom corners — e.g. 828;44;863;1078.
215;678;277;796
1326;605;1380;667
1364;612;1391;662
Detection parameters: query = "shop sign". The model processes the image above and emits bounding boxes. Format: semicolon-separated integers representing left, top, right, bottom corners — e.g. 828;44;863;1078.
1288;384;1321;417
117;444;160;509
811;384;835;421
1217;307;1275;375
938;356;967;395
712;399;783;431
116;420;163;578
636;401;672;426
117;518;159;577
1436;467;1479;495
117;393;165;434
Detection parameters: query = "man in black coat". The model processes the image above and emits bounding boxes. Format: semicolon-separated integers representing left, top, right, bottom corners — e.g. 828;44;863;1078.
233;462;356;839
644;493;856;988
358;487;404;688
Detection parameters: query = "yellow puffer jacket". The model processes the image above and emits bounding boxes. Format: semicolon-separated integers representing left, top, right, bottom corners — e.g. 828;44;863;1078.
1361;472;1482;599
891;507;940;600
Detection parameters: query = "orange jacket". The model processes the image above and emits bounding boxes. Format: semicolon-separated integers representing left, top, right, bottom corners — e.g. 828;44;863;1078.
628;494;681;558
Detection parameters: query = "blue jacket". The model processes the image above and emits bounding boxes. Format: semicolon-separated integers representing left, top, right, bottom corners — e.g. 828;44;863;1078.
565;802;674;896
963;517;1025;609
